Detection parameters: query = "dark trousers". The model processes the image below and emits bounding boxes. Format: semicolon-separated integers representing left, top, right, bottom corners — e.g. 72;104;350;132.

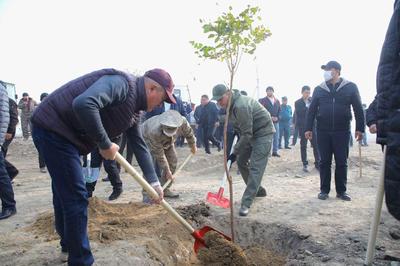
317;130;350;195
279;121;291;148
32;125;94;266
299;127;320;167
2;138;19;180
0;151;15;211
385;132;400;221
203;126;220;153
196;126;203;148
120;132;133;164
292;125;298;145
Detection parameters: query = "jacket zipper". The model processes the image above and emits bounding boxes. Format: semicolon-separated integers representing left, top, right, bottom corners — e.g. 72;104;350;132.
332;97;335;130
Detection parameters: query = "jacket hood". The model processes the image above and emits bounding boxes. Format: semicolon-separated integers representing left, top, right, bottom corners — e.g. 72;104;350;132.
319;78;350;92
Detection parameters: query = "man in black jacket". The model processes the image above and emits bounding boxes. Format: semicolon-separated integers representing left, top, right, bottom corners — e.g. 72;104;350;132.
306;61;364;201
294;86;320;172
198;95;221;154
366;0;400;221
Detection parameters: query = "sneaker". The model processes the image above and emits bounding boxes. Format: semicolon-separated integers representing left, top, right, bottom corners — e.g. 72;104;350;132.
256;186;267;197
272;153;280;157
108;188;123;201
239;205;249;217
40;167;47;173
318;192;329;200
0;208;16;220
336;193;351;201
164;189;179;198
59;251;68;263
102;176;110;182
303;165;309;173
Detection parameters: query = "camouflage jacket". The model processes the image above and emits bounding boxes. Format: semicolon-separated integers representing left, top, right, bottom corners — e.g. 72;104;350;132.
142;115;196;172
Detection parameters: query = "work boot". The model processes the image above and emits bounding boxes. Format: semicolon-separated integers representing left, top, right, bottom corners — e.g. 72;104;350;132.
239;205;249;217
256;186;267;197
336;193;351;201
272;152;280;157
0;208;16;220
108;188;123;201
303;165;309;173
164;189;179;198
318;192;329;200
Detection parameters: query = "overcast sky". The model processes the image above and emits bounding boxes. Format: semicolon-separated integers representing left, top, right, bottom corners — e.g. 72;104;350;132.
0;0;394;106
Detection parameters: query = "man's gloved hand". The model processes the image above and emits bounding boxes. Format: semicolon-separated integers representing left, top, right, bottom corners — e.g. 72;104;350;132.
150;182;164;204
190;145;197;154
228;153;237;163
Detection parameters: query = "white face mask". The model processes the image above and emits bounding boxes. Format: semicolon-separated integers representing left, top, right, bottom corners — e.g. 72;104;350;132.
324;70;333;81
163;129;177;137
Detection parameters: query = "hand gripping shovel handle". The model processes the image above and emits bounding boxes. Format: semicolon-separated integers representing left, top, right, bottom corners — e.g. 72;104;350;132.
115;152;196;236
163;153;193;190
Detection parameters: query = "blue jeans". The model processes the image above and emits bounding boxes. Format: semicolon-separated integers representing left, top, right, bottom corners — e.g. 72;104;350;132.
32;125;94;266
279;121;290;148
0;151;15;211
272;122;279;153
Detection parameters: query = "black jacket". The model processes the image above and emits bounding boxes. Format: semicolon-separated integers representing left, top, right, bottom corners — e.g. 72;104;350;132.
373;0;400;145
294;97;311;129
199;101;219;127
259;97;281;121
306;79;365;132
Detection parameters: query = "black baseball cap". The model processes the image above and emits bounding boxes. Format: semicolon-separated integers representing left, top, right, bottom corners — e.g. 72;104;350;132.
321;61;341;71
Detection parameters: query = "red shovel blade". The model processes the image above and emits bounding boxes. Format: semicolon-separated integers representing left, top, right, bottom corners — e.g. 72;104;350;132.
192;226;231;254
206;187;230;209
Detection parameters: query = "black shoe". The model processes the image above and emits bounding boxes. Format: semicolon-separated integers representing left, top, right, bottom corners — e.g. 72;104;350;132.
102;176;110;182
239;205;249;216
205;150;211;154
0;208;16;220
291;143;296;146
217;143;222;152
9;169;19;181
164;189;179;198
272;153;280;157
303;165;309;172
285;146;291;149
256;186;267;197
336;193;351;201
108;188;123;201
318;192;329;200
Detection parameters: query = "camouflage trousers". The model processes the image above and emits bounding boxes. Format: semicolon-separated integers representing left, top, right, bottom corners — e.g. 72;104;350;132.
21;113;32;139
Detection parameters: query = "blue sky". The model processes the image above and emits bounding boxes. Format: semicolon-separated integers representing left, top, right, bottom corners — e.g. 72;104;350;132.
0;0;394;105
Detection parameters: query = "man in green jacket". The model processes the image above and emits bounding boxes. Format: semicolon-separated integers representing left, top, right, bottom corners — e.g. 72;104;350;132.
212;84;275;216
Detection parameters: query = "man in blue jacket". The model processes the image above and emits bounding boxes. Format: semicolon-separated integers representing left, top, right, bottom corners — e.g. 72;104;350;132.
31;68;174;265
198;95;221;154
306;61;364;201
279;96;292;149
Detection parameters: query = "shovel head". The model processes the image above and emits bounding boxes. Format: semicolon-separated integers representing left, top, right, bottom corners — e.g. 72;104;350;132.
206;187;230;209
192;226;231;254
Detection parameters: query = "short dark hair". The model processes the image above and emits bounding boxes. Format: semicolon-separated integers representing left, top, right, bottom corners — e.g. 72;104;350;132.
282;96;288;101
240;90;248;96
301;86;311;93
22;92;29;97
201;95;209;99
266;86;274;92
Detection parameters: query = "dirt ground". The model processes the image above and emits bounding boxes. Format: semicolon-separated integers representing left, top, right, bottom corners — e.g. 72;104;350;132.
0;137;399;265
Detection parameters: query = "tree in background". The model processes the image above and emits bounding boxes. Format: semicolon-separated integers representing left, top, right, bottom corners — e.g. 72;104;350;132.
191;5;271;242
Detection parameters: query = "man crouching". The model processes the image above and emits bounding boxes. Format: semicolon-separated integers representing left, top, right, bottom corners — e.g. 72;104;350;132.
142;110;196;199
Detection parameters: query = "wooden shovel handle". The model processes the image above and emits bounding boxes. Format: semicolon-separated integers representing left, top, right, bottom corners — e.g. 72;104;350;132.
163;153;193;190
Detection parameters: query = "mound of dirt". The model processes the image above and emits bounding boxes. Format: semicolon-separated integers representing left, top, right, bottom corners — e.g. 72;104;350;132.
197;231;286;266
176;202;210;227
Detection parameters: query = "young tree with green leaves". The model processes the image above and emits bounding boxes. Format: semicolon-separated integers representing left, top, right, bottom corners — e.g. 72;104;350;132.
191;5;271;242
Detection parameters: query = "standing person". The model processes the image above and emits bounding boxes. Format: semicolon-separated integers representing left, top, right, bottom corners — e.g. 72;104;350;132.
31;68;174;265
194;104;203;148
294;86;320;172
366;0;400;221
17;92;37;140
212;85;275;216
198;95;221;154
142;110;196;198
259;86;281;157
278;96;292;149
305;61;364;201
1;96;19;181
361;104;368;146
0;82;16;220
37;93;49;173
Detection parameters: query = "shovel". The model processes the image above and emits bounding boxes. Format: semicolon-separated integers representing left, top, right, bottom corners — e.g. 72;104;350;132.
206;136;238;209
115;152;231;253
162;153;193;191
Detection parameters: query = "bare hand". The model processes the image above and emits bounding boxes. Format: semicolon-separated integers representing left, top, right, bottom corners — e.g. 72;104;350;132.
272;116;278;122
355;131;363;141
99;143;119;160
215;122;220;128
151;183;164;204
5;133;12;140
190;145;197;154
369;124;377;134
305;131;313;140
163;169;174;181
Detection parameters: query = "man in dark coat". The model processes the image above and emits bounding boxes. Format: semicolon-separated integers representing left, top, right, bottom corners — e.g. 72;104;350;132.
306;61;364;202
366;0;400;221
294;86;320;172
259;86;281;157
198;94;221;154
31;68;175;265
